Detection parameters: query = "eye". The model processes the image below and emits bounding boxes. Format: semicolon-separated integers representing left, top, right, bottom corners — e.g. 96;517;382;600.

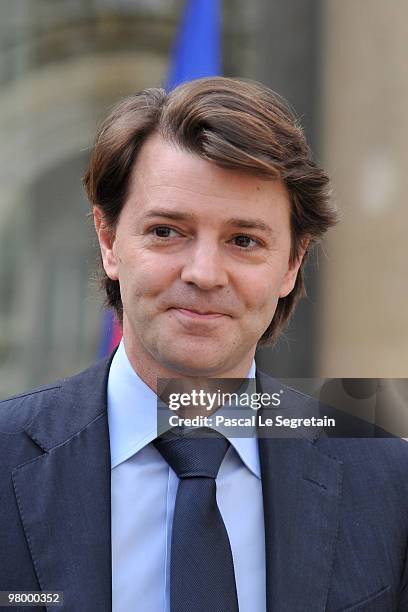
151;226;180;238
232;235;260;249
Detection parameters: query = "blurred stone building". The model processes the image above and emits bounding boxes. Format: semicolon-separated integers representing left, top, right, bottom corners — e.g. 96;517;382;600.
0;0;407;397
320;0;408;378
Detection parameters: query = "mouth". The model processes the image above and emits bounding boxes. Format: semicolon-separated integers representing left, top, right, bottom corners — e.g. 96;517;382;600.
170;307;227;320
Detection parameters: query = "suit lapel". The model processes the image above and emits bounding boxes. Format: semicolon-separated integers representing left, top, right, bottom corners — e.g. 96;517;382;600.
12;357;113;612
257;371;343;612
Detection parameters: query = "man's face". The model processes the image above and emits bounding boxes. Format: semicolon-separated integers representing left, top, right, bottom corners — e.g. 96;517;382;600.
95;134;305;379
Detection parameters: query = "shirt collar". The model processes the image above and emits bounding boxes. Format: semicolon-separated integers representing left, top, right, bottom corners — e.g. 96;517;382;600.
107;340;260;479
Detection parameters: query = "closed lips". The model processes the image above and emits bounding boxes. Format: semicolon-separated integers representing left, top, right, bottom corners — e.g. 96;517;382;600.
173;308;226;318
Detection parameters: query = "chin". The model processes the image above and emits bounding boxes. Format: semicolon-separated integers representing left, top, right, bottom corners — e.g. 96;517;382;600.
158;343;231;377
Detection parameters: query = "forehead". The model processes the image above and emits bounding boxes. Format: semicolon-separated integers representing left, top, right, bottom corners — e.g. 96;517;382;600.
125;133;291;223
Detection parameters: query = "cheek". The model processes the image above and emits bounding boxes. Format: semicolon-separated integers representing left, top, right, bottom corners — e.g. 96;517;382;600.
244;284;280;340
240;270;281;316
118;250;178;299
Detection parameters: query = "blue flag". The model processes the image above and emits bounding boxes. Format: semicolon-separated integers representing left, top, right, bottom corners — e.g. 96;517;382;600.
166;0;221;91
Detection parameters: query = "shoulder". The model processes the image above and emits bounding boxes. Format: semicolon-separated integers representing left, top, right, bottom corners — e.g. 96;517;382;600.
0;383;62;434
257;368;408;474
0;356;112;434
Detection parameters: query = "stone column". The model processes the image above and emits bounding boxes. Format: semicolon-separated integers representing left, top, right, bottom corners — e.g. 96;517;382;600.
320;0;408;376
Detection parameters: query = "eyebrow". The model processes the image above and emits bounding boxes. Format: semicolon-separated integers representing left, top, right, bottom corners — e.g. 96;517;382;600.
144;209;195;222
228;217;274;234
143;208;276;235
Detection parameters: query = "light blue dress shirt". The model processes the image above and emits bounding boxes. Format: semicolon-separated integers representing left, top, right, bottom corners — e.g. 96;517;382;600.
108;340;266;612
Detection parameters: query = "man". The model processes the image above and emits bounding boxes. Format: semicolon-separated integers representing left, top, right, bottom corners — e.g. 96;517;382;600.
0;77;407;612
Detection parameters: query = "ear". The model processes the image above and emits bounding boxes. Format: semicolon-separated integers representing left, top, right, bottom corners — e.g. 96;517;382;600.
93;206;119;281
278;238;310;298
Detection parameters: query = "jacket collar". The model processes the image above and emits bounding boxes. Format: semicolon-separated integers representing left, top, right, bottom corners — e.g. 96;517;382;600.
25;355;113;452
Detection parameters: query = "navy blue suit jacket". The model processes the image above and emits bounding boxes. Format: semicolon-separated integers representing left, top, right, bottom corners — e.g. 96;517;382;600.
1;356;408;611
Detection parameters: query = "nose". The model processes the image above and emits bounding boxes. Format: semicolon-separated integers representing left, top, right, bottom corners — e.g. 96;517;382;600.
180;239;228;290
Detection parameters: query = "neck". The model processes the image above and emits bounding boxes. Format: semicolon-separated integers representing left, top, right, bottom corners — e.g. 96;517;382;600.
122;336;255;396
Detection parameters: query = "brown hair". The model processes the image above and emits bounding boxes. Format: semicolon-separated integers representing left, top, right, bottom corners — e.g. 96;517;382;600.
83;77;337;345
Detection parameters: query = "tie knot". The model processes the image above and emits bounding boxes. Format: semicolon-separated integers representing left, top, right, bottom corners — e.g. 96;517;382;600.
153;427;230;479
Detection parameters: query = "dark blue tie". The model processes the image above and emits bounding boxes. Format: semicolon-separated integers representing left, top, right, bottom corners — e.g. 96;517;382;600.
153;428;239;612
